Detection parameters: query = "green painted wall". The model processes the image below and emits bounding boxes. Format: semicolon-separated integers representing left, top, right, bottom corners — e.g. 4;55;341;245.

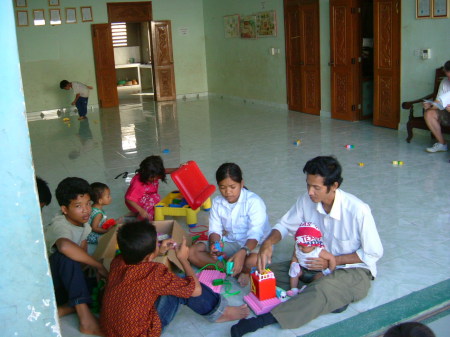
15;0;207;112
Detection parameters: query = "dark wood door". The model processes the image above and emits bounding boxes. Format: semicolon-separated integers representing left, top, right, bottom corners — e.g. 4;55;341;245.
91;24;119;108
151;21;176;101
373;0;401;129
284;0;320;115
329;0;361;121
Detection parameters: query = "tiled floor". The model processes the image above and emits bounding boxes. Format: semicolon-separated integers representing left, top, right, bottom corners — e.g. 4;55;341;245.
28;95;450;337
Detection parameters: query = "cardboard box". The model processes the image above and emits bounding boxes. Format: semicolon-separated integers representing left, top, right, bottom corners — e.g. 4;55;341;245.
92;220;191;272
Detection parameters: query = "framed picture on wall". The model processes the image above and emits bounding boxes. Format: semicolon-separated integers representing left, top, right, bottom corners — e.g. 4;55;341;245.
432;0;449;17
50;9;61;25
65;8;77;24
48;0;59;6
224;14;240;38
15;0;27;8
240;15;257;39
416;0;431;18
256;10;277;37
33;9;45;26
17;10;28;26
81;6;93;22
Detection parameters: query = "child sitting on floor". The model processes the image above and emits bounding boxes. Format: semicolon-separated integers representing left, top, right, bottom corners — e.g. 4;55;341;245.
44;177;108;336
100;220;249;336
287;222;336;296
86;182;117;244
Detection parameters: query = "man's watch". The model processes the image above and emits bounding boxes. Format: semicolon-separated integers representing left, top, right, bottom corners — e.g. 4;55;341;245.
240;245;251;256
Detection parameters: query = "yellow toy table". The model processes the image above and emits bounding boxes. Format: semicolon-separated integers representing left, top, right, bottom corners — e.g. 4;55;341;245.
154;191;211;227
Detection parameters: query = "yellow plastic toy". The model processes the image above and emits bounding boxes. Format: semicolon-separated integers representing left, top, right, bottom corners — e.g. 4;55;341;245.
154;191;211;228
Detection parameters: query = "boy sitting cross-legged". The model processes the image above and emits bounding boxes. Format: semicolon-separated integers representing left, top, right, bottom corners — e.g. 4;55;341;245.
45;177;108;336
100;220;249;336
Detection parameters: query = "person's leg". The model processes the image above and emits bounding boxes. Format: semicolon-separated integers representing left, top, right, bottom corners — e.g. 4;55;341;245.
188;242;219;268
424;108;445;144
287;274;300;296
76;97;88;119
50;252;102;335
155;295;182;329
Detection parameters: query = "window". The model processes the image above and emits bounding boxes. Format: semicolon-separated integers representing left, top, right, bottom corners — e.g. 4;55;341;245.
111;22;127;47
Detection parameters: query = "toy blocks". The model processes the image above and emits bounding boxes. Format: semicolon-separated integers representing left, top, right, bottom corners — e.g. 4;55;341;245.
244;268;282;315
198;270;226;293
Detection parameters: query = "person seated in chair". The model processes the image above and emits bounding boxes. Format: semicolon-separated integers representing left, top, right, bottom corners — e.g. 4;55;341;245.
424;60;450;153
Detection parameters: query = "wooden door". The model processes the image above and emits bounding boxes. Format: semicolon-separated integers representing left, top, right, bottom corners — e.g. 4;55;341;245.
151;21;176;101
284;0;320;115
91;24;119;108
373;0;401;129
329;0;361;121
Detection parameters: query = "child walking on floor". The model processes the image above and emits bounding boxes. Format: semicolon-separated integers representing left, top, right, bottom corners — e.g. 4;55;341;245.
287;222;336;296
188;163;271;286
100;220;249;336
44;177;108;336
86;182;117;244
60;80;93;120
125;155;175;221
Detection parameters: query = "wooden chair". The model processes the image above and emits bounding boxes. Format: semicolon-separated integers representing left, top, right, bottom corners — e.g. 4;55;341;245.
402;67;450;143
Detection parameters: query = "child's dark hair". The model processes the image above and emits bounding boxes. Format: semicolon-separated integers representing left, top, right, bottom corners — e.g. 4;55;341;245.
90;182;109;204
59;80;69;89
303;156;343;190
117;220;157;265
444;60;450;72
55;177;91;207
216;163;243;184
36;176;52;206
384;322;435;337
137;155;166;184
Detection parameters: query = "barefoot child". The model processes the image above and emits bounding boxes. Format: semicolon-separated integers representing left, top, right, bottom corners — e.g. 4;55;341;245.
189;163;271;286
44;177;108;336
125;155;175;221
287;222;336;296
86;182;116;244
100;220;249;336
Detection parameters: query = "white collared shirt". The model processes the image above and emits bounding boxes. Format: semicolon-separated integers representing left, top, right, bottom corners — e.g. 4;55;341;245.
208;188;271;247
273;189;383;277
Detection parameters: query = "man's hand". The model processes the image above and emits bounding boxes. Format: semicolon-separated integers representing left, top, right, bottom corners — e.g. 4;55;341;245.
228;249;246;276
257;242;273;272
305;257;330;271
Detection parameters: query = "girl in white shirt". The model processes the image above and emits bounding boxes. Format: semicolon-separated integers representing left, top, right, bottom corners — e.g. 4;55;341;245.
189;163;271;286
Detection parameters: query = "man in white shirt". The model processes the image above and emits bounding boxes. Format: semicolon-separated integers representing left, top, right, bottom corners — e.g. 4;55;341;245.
60;80;93;120
424;60;450;153
231;156;383;336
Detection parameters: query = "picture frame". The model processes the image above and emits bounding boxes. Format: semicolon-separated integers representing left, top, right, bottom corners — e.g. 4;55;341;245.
33;9;45;26
256;10;277;37
17;10;28;27
240;15;257;39
224;14;240;38
416;0;431;18
49;9;61;25
48;0;59;6
81;6;93;22
15;0;27;8
432;0;449;17
65;8;77;24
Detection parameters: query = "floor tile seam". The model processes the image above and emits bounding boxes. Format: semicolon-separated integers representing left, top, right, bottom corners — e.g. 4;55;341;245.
295;278;450;337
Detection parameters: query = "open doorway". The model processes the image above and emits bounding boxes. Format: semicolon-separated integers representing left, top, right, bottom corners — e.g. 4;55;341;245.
360;0;374;120
112;22;155;104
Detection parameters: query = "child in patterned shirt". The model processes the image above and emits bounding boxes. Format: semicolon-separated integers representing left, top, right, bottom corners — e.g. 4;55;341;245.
86;182;116;244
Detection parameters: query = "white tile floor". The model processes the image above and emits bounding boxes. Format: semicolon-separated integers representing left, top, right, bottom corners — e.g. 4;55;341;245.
28;96;450;337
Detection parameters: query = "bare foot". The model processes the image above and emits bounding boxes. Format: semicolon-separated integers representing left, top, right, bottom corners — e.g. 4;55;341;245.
80;323;104;336
76;303;104;336
57;305;75;317
216;304;250;323
78;116;87;120
237;273;250;287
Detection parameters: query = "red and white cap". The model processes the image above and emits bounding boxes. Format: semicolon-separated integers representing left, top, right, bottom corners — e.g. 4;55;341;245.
295;222;324;247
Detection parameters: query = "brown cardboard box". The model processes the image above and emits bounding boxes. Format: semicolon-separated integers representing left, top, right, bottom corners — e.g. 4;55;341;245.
153;220;192;272
92;220;191;272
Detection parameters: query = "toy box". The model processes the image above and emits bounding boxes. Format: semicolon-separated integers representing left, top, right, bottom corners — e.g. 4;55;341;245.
250;269;277;301
92;220;191;272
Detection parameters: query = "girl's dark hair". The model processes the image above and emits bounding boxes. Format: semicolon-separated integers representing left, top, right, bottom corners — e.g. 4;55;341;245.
216;163;243;184
90;182;109;204
55;177;91;207
444;60;450;72
137;155;166;184
303;156;343;189
384;322;435;337
117;220;157;265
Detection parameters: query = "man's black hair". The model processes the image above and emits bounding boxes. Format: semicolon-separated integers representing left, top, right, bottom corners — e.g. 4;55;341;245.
36;176;52;206
59;80;69;89
55;177;91;207
303;156;343;188
117;220;157;265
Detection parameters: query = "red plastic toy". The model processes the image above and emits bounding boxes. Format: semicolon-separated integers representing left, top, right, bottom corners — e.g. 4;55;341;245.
250;269;277;301
102;218;116;230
